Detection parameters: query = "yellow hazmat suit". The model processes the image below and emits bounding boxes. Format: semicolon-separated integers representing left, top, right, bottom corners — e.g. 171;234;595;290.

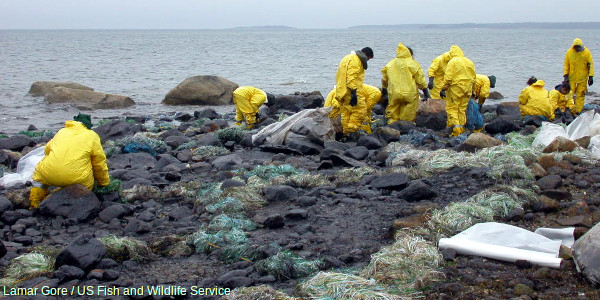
564;38;594;113
472;74;491;106
441;46;476;137
332;51;369;133
549;89;575;113
518;80;555;120
31;120;109;207
428;45;462;99
324;84;379;133
382;43;428;123
233;86;267;128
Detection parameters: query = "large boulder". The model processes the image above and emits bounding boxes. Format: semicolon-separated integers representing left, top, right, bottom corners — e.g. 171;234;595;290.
0;135;36;151
496;102;521;117
543;136;579;153
488;91;504;100
38;184;101;222
370;172;409;190
28;81;94;97
94;120;144;142
458;132;504;152
267;92;324;112
45;87;134;109
397;180;437;201
54;233;106;271
418;99;446;114
212;154;243;170
415;113;447;131
485;115;521;134
163;75;238;105
573;222;600;285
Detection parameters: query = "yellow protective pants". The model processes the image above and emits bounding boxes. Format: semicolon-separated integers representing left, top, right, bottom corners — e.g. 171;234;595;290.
330;93;367;134
386;93;419;124
430;77;445;100
570;81;588;114
234;94;266;127
445;87;470;136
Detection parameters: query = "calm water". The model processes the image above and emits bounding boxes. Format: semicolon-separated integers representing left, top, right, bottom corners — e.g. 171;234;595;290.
0;28;598;133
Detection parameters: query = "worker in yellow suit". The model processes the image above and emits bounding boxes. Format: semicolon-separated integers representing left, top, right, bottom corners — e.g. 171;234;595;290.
330;47;374;134
518;79;555;120
381;42;429;124
472;74;496;109
30;114;110;208
233;86;267;128
439;46;476;137
324;84;381;133
428;45;462;99
564;38;594;114
549;83;575;113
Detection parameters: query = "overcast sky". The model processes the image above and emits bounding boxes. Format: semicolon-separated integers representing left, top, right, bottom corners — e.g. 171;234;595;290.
1;0;599;29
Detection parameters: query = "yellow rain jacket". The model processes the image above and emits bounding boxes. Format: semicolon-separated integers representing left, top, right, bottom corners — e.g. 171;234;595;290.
518;80;555;120
381;43;427;123
564;38;594;113
549;89;575;113
233;86;267;127
428;45;462;99
442;46;476;135
33;121;109;190
472;74;491;106
331;51;368;133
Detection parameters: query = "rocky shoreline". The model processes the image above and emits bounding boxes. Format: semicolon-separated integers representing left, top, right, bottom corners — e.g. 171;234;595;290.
2;90;600;299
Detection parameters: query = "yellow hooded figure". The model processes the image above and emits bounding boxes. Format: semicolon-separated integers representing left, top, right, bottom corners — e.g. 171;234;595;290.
381;42;428;123
30;118;110;208
324;84;380;133
441;46;476;137
518;80;555;120
564;38;594;113
549;83;575;113
428;45;462;99
233;86;267;128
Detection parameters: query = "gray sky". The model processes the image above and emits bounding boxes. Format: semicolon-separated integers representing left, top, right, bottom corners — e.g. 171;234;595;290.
1;0;599;29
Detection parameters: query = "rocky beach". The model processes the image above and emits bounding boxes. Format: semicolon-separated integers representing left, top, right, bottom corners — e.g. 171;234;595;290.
1;77;600;299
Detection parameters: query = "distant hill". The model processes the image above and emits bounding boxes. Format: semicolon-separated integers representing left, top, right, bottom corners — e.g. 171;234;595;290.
230;25;297;30
350;22;600;30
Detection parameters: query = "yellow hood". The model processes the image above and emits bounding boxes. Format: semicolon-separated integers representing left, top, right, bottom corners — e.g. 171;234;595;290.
573;38;583;47
532;80;545;87
449;45;464;58
395;43;411;58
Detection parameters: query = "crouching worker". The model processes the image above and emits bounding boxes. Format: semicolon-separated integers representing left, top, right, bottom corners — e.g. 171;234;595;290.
550;83;575;123
325;84;381;134
29;113;109;208
518;79;555;121
233;86;267;129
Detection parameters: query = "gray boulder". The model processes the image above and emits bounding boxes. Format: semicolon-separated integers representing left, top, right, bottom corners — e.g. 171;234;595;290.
54;233;106;271
108;152;157;170
163;75;238;105
98;204;132;223
38;184;101;222
0;240;6;259
574;222;600;285
212;154;243;170
397;180;437;201
0;135;36;151
194;108;220;120
370;172;409;190
263;185;298;202
45;87;134;109
485;115;521;135
28;81;94;97
0;196;14;212
94;120;144;142
344;146;369;160
415;113;447;131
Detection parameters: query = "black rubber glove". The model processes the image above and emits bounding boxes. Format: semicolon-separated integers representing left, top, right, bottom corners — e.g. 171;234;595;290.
478;103;483;111
422;88;430;100
350;89;358;106
589;76;594;86
563;74;569;85
428;77;434;89
440;89;446;99
381;88;388;97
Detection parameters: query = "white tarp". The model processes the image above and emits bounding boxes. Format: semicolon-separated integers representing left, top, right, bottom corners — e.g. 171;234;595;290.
439;222;575;268
531;110;600;158
252;107;335;146
0;146;45;188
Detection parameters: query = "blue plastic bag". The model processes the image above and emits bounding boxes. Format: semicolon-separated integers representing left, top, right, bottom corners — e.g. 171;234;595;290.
466;99;484;131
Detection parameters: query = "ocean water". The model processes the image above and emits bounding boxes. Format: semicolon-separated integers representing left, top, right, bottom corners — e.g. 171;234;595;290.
0;28;598;134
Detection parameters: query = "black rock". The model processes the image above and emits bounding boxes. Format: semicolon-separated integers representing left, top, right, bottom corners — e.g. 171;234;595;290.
0;135;36;151
211;154;243;170
174;112;193;122
515;260;533;269
164;135;189;148
485;115;521;135
222;277;255;289
96;258;119;269
13;236;33;246
416;113;447;130
263;185;298;202
370;173;409;190
123;219;152;234
397;180;437;201
286;139;323;155
195;133;222;147
0;240;7;259
0;196;14;212
119;169;153;181
194;108;220;120
220;179;246;190
387;121;417;134
440;248;457;261
505;207;525;222
296;196;317;207
55;233;106;271
98;204;132;223
523;115;545;127
108;152;157;170
357;135;383;150
324;140;351;151
496;105;521;117
264;214;285;229
0;150;17;169
168;206;192;221
158;129;183;140
54;265;85;283
539;189;572;201
94;120;144;142
125;116;147;123
38;184;101;222
536;175;563;191
285;209;309;220
165;171;182;182
344;146;369;160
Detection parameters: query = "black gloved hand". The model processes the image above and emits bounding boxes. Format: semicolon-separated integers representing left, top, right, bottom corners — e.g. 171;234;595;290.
563;74;569;85
428;77;434;89
589;76;594;86
478;103;483;111
422;88;430;100
350;89;358;106
381;88;387;97
440;89;446;99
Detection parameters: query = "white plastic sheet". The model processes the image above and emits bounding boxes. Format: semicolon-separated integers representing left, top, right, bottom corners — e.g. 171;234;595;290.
566;110;600;141
0;146;45;188
532;122;569;148
438;222;575;268
588;135;600;158
252;107;335;145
